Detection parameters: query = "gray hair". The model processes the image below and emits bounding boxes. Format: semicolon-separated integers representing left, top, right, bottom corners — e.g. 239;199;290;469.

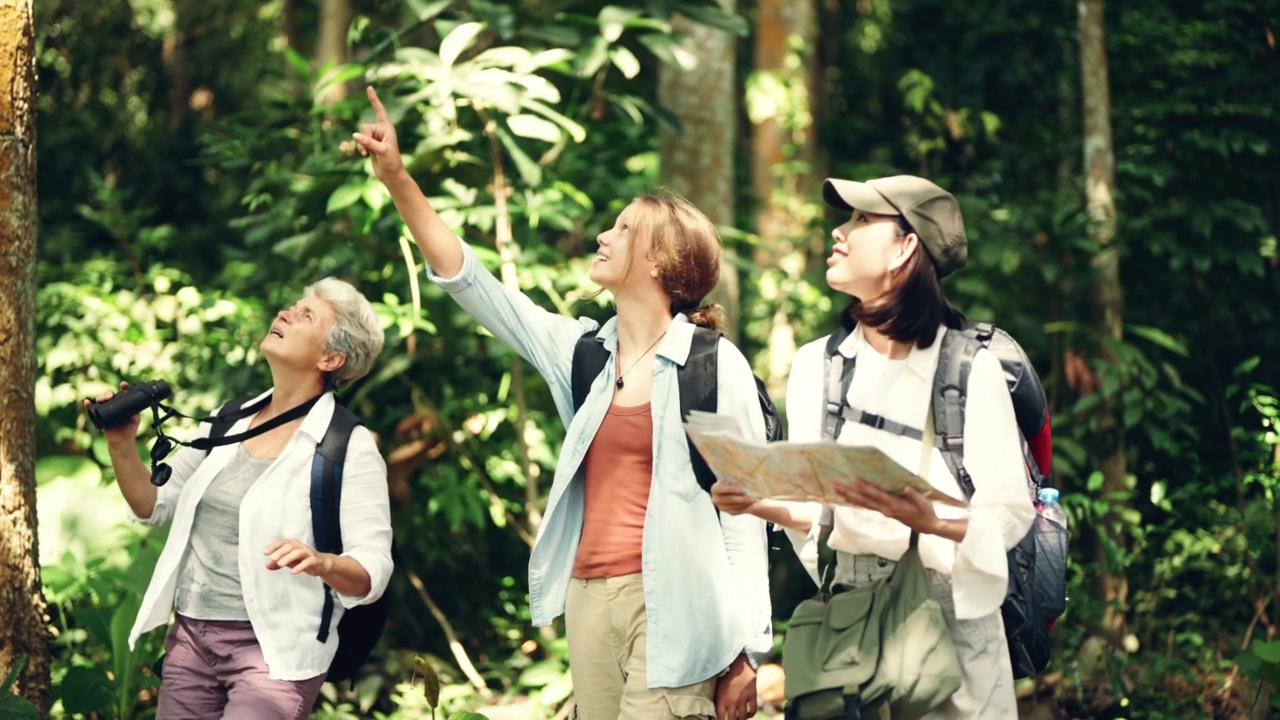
305;277;385;390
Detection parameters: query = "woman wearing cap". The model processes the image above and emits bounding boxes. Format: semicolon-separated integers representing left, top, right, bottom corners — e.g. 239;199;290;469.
352;86;770;720
89;278;392;718
711;176;1035;717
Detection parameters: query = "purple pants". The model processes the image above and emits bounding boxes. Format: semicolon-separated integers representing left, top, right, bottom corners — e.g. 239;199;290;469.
156;614;325;720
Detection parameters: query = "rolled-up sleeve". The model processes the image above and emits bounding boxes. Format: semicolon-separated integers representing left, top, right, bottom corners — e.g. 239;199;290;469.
427;236;596;416
714;339;773;666
949;349;1037;618
334;426;394;607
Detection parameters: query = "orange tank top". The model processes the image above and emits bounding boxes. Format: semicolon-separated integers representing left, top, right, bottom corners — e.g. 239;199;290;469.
572;402;653;579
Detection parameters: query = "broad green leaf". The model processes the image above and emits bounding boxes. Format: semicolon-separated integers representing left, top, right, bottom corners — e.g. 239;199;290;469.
0;692;38;720
59;666;113;715
327;181;367;214
472;46;532;69
495;126;542;187
507;115;561;143
440;21;485;67
110;595;142;685
1252;640;1280;663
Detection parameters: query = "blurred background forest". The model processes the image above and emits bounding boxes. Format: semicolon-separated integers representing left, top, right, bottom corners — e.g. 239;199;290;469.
2;0;1279;717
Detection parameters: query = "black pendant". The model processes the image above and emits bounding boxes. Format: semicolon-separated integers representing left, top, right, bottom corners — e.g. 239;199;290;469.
615;377;625;389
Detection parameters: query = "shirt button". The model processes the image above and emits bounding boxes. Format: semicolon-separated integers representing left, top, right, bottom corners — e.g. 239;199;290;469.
877;558;888;567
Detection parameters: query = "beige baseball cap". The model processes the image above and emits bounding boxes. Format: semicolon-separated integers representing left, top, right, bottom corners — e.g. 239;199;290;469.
822;175;968;277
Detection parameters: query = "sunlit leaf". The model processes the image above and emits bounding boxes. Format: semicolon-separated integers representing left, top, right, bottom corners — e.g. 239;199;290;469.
598;6;643;43
440;21;486;67
610;46;640;79
507;114;562;143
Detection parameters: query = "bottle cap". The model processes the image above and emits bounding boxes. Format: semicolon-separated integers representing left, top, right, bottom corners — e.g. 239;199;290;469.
1038;487;1060;504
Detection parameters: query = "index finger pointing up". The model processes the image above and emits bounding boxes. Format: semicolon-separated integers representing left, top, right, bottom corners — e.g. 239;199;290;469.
366;85;389;123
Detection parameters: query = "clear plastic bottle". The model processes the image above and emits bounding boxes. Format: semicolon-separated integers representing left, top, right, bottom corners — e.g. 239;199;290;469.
1036;487;1068;529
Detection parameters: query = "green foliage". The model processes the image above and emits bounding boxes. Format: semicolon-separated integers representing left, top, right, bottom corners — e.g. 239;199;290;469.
28;0;1280;717
0;656;39;720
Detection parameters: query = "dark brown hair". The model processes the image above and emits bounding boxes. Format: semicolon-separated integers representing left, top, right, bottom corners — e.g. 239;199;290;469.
842;218;964;348
631;188;725;330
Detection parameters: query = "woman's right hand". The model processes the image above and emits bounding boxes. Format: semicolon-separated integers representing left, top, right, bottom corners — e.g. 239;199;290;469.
83;382;141;446
352;86;404;183
711;480;762;516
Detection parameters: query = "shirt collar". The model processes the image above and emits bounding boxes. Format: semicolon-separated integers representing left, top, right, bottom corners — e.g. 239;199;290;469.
236;387;335;442
594;313;697;366
835;323;946;380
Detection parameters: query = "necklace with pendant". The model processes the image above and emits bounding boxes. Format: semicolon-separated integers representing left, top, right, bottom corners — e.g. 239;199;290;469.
615;331;668;389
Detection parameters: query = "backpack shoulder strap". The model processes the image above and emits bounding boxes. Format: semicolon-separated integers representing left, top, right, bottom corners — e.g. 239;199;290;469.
932;328;984;499
680;327;721;494
310;403;363;643
821;326;855;440
571;330;609;413
207;395;258;448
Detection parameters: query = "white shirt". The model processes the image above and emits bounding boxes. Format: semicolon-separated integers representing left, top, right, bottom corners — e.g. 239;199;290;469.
784;324;1035;619
126;390;394;681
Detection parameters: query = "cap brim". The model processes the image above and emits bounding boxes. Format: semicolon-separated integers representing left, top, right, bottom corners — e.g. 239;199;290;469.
822;179;900;216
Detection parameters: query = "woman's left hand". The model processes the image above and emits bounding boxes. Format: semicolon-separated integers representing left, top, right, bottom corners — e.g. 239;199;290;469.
714;654;758;720
833;480;940;534
265;538;333;577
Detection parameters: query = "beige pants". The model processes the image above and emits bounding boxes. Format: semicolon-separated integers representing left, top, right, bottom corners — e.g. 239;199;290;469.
565;573;717;719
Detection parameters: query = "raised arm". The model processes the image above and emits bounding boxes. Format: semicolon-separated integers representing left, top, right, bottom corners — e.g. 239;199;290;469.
352;86;462;278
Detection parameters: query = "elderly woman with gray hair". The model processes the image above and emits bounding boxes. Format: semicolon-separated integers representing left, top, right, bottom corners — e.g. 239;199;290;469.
88;278;392;719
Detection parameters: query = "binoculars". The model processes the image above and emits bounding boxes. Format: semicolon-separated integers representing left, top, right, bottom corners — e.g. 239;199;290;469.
86;380;172;431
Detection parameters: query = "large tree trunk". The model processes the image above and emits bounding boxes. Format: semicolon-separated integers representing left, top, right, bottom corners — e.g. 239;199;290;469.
0;0;49;714
1078;0;1128;641
658;1;740;341
315;0;352;104
750;0;816;398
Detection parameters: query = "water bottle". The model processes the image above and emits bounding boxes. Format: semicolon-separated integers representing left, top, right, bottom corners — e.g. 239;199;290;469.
1036;487;1068;530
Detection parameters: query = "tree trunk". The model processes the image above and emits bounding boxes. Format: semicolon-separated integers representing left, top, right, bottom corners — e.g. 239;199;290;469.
1078;0;1128;640
658;2;740;341
751;0;816;398
0;0;49;714
315;0;352;104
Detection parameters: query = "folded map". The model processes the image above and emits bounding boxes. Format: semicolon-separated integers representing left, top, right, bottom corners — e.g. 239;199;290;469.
683;410;967;509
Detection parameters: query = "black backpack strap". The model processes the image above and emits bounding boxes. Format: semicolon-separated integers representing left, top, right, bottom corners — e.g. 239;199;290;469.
206;395;259;449
932;329;983;499
680;327;720;493
834;406;924;441
310;404;362;643
821;327;855;440
571;330;609;413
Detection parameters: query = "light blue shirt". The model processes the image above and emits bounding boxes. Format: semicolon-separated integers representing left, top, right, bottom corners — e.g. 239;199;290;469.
430;237;773;688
